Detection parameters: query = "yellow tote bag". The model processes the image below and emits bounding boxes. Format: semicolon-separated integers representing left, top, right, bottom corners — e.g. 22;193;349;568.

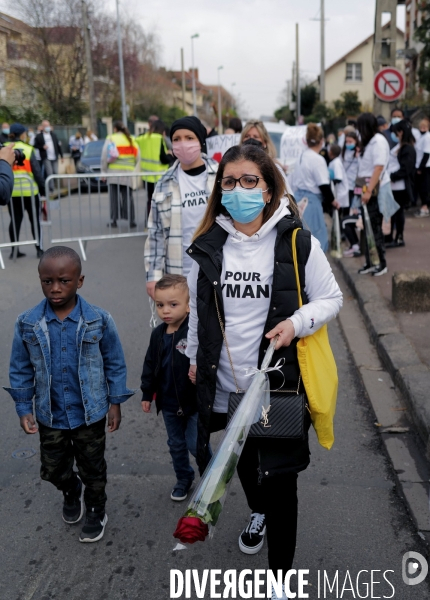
292;228;338;450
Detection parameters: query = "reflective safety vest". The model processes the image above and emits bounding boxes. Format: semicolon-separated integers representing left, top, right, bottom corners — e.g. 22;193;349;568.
136;132;168;183
107;132;139;171
5;141;39;197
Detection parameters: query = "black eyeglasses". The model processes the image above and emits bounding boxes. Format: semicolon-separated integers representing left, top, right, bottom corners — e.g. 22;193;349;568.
219;174;262;192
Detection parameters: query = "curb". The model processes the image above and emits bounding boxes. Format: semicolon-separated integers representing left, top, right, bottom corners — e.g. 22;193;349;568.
334;257;430;459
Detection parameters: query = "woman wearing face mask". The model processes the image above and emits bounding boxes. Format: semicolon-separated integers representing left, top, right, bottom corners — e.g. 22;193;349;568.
186;144;342;599
386;120;416;246
144;116;218;299
289;123;337;252
340;130;361;258
415;117;430;218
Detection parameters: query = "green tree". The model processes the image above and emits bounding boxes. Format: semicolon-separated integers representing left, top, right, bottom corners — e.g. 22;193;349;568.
414;2;430;92
300;85;318;116
274;105;295;125
340;91;361;116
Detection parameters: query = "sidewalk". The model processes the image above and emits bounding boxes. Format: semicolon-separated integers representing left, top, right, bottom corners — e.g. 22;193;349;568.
334;209;430;455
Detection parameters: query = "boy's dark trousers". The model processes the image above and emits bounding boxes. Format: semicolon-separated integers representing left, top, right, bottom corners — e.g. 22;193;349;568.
38;418;107;511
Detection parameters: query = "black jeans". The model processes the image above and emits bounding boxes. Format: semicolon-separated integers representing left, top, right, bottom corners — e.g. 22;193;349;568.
38;418;107;510
109;184;135;224
361;196;385;268
146;181;155;216
8;194;41;250
209;412;298;576
417;169;430;206
390;189;408;241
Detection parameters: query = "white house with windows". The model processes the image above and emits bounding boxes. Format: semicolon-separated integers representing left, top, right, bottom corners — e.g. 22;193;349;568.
313;24;405;110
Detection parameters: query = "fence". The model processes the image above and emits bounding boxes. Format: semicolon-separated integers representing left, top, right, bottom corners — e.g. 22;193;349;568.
0;174;38;269
45;171;161;260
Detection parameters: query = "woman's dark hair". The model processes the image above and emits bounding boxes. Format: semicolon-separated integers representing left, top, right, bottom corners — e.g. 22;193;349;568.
392;119;415;146
152;120;166;135
193;144;297;240
113;120;133;146
341;130;359;159
356;113;378;156
228;117;243;133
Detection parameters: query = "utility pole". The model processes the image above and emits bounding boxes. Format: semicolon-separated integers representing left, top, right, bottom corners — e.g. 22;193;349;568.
116;0;127;127
320;0;325;103
296;23;301;125
191;33;199;117
181;48;186;113
217;66;223;134
82;0;96;133
373;0;398;118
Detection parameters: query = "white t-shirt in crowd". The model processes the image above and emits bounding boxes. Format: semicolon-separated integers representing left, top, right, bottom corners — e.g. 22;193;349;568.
357;133;390;187
329;156;350;207
186;197;343;413
415;131;430;169
43;132;56;161
388;144;405;191
178;166;209;276
289;148;330;195
342;148;359;190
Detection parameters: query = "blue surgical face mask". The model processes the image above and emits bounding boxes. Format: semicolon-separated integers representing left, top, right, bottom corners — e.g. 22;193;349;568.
391;132;399;144
221;188;267;224
391;117;401;126
44;126;51;133
328;167;335;181
2;128;9;135
345;143;356;151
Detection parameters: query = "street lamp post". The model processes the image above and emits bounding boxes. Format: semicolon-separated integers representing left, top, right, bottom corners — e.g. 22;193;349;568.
116;0;127;127
191;33;199;117
217;66;223;134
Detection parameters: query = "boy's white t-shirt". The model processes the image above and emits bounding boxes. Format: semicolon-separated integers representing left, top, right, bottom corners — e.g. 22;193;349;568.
329;156;350;207
290;148;329;195
387;144;405;191
177;166;209;276
357;133;390;186
342;148;359;190
415;131;430;169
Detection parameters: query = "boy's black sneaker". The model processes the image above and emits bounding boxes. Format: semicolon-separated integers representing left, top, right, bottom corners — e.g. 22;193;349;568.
79;507;108;543
62;476;84;524
170;480;193;502
238;512;266;554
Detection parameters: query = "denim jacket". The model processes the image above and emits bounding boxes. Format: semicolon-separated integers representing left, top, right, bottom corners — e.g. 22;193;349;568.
4;296;135;427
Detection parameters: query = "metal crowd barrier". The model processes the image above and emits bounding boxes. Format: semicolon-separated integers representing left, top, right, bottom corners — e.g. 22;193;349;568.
45;171;161;260
0;174;38;269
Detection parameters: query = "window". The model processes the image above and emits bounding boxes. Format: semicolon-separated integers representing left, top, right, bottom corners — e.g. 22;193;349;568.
381;39;391;59
346;63;362;81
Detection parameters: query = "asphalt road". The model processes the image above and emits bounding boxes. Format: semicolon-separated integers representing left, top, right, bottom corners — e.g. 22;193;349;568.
0;235;429;600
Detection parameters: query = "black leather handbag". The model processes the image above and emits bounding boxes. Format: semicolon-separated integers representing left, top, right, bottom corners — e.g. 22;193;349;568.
214;291;307;440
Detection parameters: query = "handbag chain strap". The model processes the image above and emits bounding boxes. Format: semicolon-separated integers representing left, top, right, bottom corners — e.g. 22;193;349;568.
214;289;301;395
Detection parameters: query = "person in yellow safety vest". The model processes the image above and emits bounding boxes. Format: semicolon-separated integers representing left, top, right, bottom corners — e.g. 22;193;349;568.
101;121;140;229
136;119;174;215
6;123;46;259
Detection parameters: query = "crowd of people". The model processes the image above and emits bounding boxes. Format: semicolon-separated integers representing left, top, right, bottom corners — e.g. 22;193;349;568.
3;107;427;598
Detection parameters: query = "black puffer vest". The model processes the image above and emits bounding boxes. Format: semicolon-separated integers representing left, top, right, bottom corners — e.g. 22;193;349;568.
187;214;312;474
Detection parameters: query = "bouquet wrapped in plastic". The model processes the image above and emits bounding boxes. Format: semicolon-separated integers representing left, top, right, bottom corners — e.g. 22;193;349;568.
173;338;280;544
330;209;342;258
362;204;380;268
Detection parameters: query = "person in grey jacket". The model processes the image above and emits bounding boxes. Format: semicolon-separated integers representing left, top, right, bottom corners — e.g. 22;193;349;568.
0;144;15;204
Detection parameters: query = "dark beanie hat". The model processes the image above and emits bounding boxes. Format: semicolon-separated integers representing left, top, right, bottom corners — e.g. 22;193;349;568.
170;116;207;153
10;123;27;136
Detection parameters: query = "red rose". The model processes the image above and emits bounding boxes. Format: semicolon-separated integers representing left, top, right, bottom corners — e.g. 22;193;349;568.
173;516;209;544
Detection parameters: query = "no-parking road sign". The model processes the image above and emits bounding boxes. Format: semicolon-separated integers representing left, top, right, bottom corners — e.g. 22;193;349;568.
374;67;405;102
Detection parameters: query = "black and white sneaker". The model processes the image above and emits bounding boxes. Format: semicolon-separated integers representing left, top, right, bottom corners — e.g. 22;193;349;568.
358;264;376;275
238;512;266;554
372;265;388;277
62;476;84;524
79;508;108;543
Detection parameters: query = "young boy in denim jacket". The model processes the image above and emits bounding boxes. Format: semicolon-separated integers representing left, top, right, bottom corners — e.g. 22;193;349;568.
141;275;198;501
4;246;134;543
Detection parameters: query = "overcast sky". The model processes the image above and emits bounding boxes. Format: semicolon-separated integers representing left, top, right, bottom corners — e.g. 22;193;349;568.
1;0;406;119
124;0;405;118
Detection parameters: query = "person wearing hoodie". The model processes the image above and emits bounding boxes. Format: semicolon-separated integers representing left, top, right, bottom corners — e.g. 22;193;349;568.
144;116;218;299
186;144;342;599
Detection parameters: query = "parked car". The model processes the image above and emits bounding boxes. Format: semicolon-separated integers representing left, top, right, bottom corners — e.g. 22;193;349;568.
76;140;107;189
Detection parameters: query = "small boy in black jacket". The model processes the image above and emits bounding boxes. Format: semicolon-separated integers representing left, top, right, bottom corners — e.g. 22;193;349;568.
141;275;197;501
